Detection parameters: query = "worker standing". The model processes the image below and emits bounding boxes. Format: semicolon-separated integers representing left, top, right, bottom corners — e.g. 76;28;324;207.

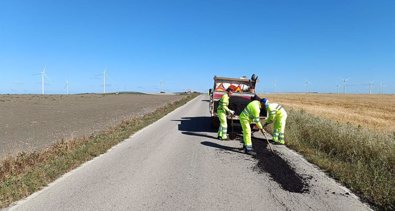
217;87;235;140
239;99;265;154
262;98;287;145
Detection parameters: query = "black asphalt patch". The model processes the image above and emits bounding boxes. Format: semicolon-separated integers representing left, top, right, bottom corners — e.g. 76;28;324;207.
252;139;310;193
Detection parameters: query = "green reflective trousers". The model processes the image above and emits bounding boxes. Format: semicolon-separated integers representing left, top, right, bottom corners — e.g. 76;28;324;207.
272;113;287;144
240;116;252;148
217;110;228;139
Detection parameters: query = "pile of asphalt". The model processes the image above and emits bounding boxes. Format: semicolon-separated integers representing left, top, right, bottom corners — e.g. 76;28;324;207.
252;140;309;193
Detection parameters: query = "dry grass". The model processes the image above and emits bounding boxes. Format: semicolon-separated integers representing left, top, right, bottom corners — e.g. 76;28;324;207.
264;94;395;133
284;109;394;210
260;93;395;210
0;94;198;208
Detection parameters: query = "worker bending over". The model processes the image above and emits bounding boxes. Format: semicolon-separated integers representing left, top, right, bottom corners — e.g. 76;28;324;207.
239;99;265;154
262;98;287;145
217;88;235;140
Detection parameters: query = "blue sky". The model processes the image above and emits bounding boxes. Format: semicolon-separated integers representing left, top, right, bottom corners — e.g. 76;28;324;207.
0;0;394;94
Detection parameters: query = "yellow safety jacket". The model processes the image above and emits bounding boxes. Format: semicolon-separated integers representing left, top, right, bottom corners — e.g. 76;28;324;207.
265;103;287;124
240;100;263;129
217;93;230;113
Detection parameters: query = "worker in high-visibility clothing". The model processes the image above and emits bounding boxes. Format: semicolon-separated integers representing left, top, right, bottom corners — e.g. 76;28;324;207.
239;99;265;154
262;98;287;144
217;87;235;140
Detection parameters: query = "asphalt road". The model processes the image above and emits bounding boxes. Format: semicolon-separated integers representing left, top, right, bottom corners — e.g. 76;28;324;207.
8;95;370;211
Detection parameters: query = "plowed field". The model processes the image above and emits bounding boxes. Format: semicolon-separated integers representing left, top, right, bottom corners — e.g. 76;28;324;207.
0;94;183;159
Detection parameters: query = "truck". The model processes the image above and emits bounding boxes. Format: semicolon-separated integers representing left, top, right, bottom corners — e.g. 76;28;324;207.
208;74;265;129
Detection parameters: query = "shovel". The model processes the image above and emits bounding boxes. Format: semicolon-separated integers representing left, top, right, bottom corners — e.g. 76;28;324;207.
260;128;274;153
229;115;237;140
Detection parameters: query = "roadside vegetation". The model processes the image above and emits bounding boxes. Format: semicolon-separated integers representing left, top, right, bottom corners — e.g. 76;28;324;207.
263;94;395;209
266;94;395;133
284;108;394;210
0;93;198;208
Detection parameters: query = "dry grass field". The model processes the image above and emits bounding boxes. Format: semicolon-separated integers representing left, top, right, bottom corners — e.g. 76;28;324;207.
264;94;395;133
0;93;183;159
261;93;395;209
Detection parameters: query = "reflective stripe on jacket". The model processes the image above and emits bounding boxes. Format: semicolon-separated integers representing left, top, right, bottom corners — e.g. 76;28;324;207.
265;103;287;124
240;100;263;129
217;93;230;113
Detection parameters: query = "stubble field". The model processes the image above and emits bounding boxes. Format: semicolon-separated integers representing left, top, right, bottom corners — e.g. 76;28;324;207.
264;93;395;133
0;93;183;159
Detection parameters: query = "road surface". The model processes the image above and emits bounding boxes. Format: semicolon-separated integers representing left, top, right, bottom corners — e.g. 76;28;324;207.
8;95;370;211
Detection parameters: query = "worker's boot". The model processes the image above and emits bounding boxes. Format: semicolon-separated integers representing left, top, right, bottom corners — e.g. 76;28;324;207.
244;145;255;155
218;126;223;140
219;136;228;141
278;133;285;145
275;137;285;145
221;127;228;140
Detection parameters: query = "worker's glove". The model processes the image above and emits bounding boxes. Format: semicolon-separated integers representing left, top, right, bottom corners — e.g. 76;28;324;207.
229;110;235;115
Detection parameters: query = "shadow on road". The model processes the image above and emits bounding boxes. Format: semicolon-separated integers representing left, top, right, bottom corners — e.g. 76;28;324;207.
182;131;217;139
173;116;215;133
201;141;245;155
176;116;309;193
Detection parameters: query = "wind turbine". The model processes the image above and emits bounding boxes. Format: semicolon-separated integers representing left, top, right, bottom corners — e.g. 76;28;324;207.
65;80;69;95
39;66;50;95
160;80;166;93
368;81;374;94
103;69;107;94
379;82;385;94
341;78;349;94
304;80;311;93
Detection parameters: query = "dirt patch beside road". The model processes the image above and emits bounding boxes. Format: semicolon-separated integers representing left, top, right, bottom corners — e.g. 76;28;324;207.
0;93;183;159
